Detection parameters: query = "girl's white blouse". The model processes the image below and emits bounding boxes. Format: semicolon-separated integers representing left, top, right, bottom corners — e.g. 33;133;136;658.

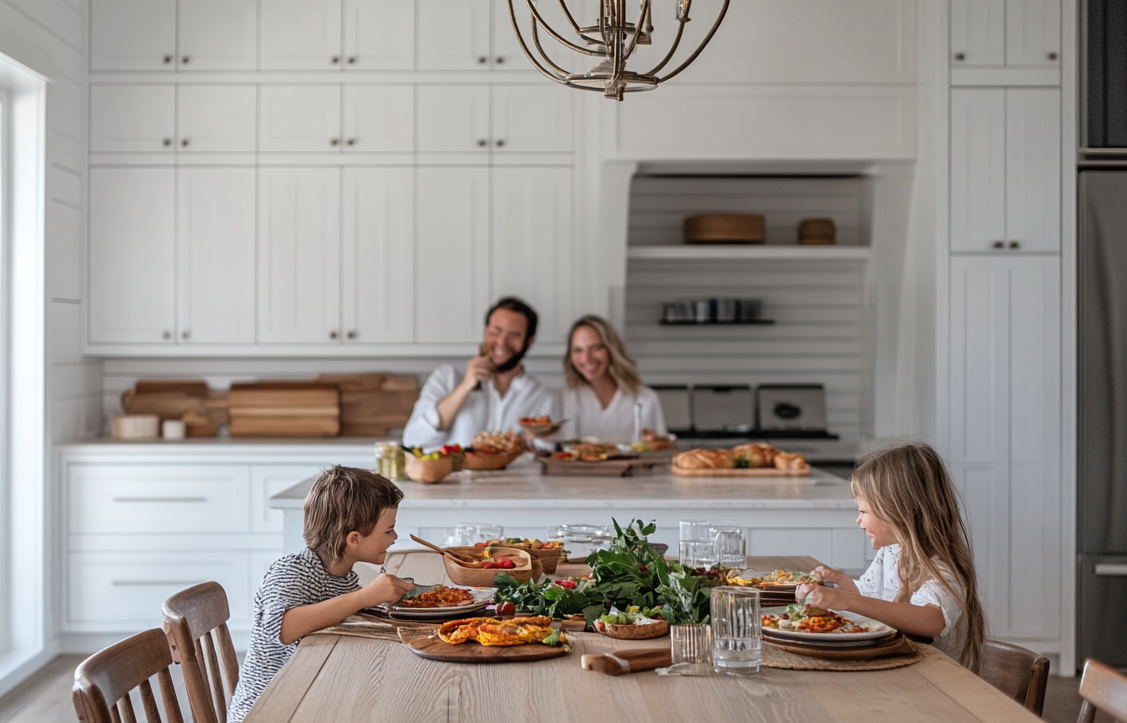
558;384;666;443
855;544;968;665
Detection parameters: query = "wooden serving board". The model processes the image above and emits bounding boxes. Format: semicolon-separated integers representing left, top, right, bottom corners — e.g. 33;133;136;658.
314;373;418;436
228;382;340;437
406;635;569;664
538;456;663;477
670;465;812;478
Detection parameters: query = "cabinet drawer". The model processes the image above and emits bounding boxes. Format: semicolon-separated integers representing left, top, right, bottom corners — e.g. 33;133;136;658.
250;465;323;533
67;465;251;534
67;551;250;628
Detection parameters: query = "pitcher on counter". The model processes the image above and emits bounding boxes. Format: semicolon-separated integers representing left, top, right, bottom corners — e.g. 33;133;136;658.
402;297;558;449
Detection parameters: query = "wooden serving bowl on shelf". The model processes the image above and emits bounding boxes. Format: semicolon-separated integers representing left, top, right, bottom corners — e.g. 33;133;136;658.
594;620;669;640
462;449;522;471
404;454;453;484
442;547;540;586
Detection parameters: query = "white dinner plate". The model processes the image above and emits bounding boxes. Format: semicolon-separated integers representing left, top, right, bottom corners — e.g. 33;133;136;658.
760;606;895;642
385;601;489;618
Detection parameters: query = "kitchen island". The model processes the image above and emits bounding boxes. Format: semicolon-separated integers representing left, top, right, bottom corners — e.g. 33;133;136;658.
269;463;871;573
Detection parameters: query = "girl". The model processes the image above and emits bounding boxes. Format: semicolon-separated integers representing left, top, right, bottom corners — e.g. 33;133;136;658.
795;443;986;671
558;315;666;443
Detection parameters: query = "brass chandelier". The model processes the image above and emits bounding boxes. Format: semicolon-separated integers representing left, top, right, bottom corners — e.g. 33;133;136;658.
506;0;730;101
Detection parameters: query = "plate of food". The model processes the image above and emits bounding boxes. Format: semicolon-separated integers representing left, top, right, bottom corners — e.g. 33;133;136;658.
383;585;490;617
518;416;567;436
761;604;894;642
406;616;571;663
728;569;823;590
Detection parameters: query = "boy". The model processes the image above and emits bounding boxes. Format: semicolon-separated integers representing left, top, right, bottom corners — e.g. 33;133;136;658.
227;466;414;723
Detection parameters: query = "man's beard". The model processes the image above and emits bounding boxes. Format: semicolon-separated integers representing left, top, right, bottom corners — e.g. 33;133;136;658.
492;339;531;373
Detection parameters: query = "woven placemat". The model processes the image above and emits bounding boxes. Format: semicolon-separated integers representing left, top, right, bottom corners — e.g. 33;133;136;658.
763;644;922;671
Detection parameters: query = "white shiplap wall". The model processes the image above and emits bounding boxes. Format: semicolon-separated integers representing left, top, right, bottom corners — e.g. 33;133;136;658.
625;176;869;444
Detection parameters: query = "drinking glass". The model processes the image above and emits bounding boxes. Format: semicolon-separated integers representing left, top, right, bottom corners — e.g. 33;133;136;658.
548;524;612;560
671;623;712;666
679;540;718;570
443;523;503;546
710;587;761;675
710;524;747;567
679;520;712;542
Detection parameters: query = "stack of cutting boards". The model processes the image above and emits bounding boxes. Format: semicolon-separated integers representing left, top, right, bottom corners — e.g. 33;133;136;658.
120;380;227;436
314;373;419;435
228;382;341;437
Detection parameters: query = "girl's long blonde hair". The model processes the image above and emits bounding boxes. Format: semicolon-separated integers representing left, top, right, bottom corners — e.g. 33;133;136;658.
563;315;643;394
851;443;986;673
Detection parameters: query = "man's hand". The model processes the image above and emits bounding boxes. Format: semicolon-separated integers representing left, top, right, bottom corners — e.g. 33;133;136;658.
459;354;495;391
361;573;415;608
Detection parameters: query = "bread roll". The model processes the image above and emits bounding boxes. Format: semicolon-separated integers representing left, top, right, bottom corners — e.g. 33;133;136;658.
730;442;779;468
773;452;806;470
673;449;735;470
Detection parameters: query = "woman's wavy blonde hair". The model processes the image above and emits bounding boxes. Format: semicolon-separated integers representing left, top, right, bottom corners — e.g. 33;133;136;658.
851;443;986;673
563;315;643;394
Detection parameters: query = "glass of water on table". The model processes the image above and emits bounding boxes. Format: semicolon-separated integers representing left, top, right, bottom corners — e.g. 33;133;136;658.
710;586;762;675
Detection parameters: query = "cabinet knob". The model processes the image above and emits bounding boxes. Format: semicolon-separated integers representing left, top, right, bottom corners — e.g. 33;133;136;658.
331;56;340;64
495;56;505;65
347;330;357;340
348;56;357;64
1009;240;1021;249
330;330;339;340
181;330;190;340
346;138;356;146
477;139;488;147
162;331;171;341
182;56;190;64
992;241;1005;249
162;138;172;147
1048;52;1058;61
181;138;190;147
478;56;488;64
163;55;172;64
495;139;505;148
954;52;966;61
331;138;340;146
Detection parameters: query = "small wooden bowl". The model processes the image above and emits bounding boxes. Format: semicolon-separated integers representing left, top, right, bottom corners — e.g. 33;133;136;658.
463;450;522;470
405;454;453;484
487;544;564;574
443;547;538;586
595;620;669;640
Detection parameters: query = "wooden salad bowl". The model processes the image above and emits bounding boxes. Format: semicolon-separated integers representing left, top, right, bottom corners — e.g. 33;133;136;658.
404;454;453;484
462;449;522;471
482;543;564;574
443;547;540;586
594;620;669;640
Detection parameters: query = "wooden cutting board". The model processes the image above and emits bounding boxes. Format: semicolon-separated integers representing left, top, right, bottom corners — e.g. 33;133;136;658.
121;380;212;421
538;456;663;477
670;465;812;478
406;635;569;663
228;382;340;437
314;373;419;436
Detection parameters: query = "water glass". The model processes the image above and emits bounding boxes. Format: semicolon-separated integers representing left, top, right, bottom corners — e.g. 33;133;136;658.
679;520;712;542
711;587;761;675
710;524;747;567
443;523;504;546
671;623;712;665
547;524;612;560
679;540;718;570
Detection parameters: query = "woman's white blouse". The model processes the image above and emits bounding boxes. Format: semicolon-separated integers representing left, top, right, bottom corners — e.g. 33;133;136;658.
558;384;666;443
855;544;968;665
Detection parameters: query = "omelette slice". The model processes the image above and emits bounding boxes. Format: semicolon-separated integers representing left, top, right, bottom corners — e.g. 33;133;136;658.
435;616;555;647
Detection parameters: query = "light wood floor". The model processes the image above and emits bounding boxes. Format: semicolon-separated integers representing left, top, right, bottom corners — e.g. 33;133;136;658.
0;654;1105;723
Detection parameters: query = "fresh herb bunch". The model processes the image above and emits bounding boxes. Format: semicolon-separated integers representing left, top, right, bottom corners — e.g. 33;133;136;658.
492;575;606;628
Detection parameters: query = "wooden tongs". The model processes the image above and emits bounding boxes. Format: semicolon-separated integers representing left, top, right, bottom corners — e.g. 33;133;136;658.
581;648;673;676
409;534;478;564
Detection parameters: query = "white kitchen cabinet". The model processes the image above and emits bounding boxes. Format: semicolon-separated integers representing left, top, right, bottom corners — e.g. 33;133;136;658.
257;168;342;343
491;167;573;342
177;168;257;344
415;168;490;343
90;85;175;153
178;0;258;70
344;0;415;70
949;88;1060;253
417;0;492;70
342;86;415;153
91;0;177;71
177;85;257;152
948;255;1061;639
492;85;573;153
341;168;415;343
950;0;1059;68
259;0;343;70
417;85;491;155
89;168;176;344
259;85;343;153
250;465;323;533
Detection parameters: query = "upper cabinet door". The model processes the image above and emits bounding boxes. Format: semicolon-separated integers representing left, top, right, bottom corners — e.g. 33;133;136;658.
1005;89;1061;252
341;168;415;343
178;0;258;70
416;85;491;154
178;85;257;152
257;168;342;343
89;168;176;344
417;0;492;70
90;85;176;153
345;0;415;70
260;0;343;70
342;85;414;152
491;167;573;342
177;168;257;343
91;0;176;70
950;0;1005;66
1006;0;1061;67
415;168;490;343
950;89;1006;253
492;85;573;153
259;85;343;152
491;0;526;69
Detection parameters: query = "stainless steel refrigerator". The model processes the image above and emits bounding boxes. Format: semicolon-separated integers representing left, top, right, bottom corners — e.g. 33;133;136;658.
1078;170;1127;669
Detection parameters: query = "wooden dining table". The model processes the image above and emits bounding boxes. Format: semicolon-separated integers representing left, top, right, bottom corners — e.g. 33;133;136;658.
244;551;1041;723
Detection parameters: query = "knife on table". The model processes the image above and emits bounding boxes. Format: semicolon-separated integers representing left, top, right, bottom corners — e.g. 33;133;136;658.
581;648;673;676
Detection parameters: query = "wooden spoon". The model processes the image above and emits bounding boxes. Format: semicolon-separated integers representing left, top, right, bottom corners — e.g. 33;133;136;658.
409;534;479;564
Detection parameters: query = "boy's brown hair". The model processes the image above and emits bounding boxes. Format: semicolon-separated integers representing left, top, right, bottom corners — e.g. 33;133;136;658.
303;466;403;567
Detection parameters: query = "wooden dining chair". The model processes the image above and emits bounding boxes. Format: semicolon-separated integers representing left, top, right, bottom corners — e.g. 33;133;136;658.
978;639;1050;716
162;581;240;723
1078;658;1127;723
72;628;185;723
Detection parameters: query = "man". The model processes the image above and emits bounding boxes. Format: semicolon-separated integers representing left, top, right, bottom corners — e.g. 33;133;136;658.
402;297;558;448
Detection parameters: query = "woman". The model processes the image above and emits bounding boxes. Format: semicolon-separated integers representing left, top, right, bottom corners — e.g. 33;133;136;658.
558;315;666;443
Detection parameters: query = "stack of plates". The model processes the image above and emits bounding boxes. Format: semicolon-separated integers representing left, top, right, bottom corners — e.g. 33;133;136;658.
760;606;896;649
374;585;492;623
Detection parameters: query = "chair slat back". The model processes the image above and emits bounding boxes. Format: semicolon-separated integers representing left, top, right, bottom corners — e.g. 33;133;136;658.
1078;658;1127;723
979;639;1051;716
162;581;239;723
73;628;186;723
